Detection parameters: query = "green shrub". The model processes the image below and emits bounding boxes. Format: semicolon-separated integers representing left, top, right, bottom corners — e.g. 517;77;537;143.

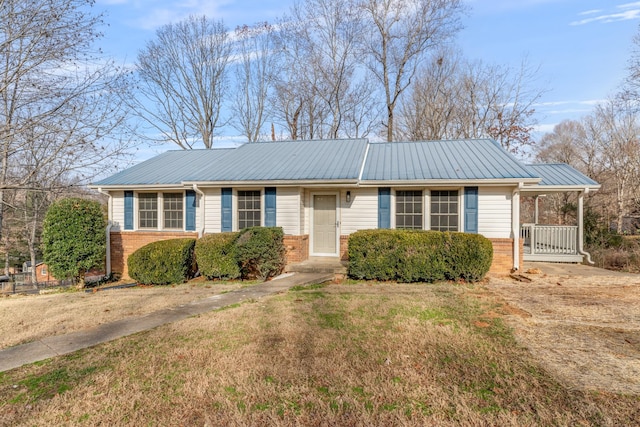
128;238;196;285
42;198;106;288
348;229;493;283
235;227;286;280
348;229;401;281
195;233;241;280
397;230;447;283
443;232;493;282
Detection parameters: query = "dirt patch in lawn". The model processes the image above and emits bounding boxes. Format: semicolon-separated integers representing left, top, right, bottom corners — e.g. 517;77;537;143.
0;279;255;350
485;262;640;395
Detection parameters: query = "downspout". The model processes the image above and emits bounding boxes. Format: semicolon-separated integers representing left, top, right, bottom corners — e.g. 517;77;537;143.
97;188;113;276
512;184;522;272
577;189;594;264
192;184;206;238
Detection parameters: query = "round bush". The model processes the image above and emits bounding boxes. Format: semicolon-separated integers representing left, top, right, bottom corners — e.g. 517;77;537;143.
235;227;286;280
128;238;196;285
195;233;241;280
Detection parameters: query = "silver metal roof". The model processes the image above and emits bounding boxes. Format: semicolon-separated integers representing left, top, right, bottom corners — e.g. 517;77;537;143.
93;139;368;185
526;164;599;187
92;139;598;190
361;139;538;181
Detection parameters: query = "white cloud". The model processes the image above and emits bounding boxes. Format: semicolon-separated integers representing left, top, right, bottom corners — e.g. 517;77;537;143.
110;0;234;30
619;2;640;9
571;4;640;25
578;9;603;16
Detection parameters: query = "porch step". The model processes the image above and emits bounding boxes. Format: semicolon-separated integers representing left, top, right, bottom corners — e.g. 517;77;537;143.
286;257;348;275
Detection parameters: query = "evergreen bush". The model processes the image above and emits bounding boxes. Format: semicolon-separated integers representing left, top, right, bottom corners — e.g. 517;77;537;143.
235;227;286;280
348;229;493;283
42;198;106;288
194;233;241;280
128;238;196;285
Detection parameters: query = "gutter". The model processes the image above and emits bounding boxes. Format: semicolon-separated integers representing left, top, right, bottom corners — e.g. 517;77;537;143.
192;184;206;238
97;188;113;276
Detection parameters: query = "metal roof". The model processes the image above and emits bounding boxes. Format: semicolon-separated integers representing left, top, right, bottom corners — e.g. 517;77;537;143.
360;139;538;181
525;163;599;187
192;138;368;181
92;139;598;190
93;139;368;186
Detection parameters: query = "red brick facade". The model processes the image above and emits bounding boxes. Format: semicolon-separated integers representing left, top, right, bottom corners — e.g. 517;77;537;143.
488;238;523;275
111;233;519;280
283;234;309;263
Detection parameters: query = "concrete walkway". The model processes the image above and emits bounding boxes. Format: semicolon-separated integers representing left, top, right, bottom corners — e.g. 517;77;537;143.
0;272;332;373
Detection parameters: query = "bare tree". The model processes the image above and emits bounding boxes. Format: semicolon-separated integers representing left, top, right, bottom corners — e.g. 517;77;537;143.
271;17;324;140
399;50;543;154
359;0;465;141
0;0;133;271
231;22;276;142
584;98;640;233
133;15;231;149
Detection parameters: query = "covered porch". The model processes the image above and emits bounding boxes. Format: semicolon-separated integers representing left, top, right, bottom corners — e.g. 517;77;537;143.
519;164;601;264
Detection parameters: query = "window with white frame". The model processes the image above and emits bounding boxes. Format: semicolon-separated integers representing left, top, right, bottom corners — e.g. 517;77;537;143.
430;190;459;231
396;190;423;229
238;190;261;229
163;193;183;229
138;193;158;229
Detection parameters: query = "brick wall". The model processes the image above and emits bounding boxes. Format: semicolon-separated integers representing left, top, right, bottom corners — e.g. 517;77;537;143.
283;234;309;263
112;232;520;280
488;238;523;275
110;231;198;280
340;235;349;261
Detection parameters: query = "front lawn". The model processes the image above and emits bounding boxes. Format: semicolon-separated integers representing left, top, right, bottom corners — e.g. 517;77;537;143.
0;282;637;425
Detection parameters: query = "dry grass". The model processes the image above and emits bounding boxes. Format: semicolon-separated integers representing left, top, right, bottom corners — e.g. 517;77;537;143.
486;270;640;396
0;279;254;349
1;281;638;426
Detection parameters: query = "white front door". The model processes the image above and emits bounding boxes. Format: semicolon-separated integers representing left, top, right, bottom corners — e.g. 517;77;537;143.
312;194;338;255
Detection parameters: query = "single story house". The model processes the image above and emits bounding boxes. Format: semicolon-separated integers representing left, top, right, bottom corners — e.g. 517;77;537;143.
89;138;599;279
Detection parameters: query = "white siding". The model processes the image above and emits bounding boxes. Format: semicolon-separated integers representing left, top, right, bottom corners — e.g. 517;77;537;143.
478;186;512;238
204;188;221;233
110;191;124;231
302;189;310;235
276;187;301;235
340;188;378;235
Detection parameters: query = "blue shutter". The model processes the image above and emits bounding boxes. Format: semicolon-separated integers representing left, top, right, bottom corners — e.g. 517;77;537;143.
378;187;391;229
464;187;478;233
221;188;232;232
265;187;276;227
185;190;196;231
124;191;133;230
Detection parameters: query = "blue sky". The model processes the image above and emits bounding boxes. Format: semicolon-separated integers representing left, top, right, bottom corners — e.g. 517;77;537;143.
95;0;640;148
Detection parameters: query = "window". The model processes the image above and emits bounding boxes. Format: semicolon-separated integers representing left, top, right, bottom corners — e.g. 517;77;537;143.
238;190;261;229
138;193;158;229
430;190;459;231
396;190;423;229
41;266;47;276
163;193;183;229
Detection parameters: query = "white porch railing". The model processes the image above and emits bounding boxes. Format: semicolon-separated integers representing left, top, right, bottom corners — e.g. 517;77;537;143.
520;224;578;256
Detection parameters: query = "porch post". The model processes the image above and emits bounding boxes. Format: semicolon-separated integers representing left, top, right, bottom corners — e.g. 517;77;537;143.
512;186;521;271
577;190;594;264
534;195;539;224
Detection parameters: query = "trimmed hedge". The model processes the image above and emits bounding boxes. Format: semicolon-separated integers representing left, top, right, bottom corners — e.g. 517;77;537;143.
195;233;241;280
128;238;196;285
235;227;286;280
348;229;493;283
444;232;494;282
